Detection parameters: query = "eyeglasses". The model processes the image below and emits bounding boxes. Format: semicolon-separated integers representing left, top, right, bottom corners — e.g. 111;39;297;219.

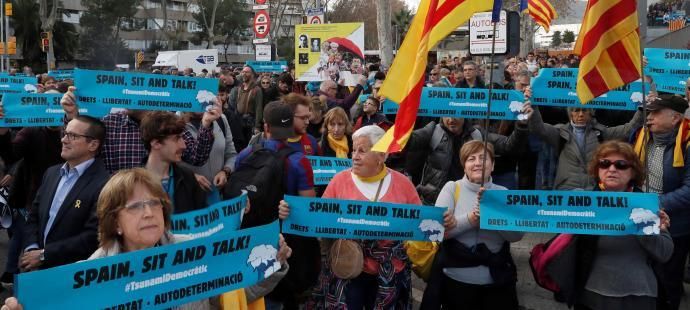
261;82;271;85
63;131;94;141
124;199;163;214
430;73;438;76
597;159;632;170
294;115;310;121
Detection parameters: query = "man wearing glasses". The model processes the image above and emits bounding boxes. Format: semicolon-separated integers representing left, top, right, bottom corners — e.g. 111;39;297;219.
21;115;110;271
632;95;690;310
455;61;486;89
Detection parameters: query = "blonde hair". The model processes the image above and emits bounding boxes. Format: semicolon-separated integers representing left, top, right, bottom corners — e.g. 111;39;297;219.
322;107;352;135
97;168;172;249
459;140;495;164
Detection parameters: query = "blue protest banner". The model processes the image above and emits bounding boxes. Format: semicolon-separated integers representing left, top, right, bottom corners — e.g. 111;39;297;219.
16;221;281;310
170;193;247;238
531;68;646;110
0;93;63;127
282;195;446;241
74;69;219;112
382;87;527;120
644;48;690;95
0;92;114;127
649;73;687;95
0;75;38;94
307;156;351;185
480;190;660;236
246;61;288;73
644;48;690;76
48;69;75;80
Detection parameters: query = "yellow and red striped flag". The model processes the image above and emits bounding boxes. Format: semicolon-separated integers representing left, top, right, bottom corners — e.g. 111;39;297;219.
669;18;686;31
520;0;558;32
574;0;641;104
373;0;494;153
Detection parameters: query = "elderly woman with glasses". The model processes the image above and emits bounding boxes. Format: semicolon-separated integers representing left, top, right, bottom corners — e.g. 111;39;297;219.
2;168;292;310
279;125;421;309
559;141;672;310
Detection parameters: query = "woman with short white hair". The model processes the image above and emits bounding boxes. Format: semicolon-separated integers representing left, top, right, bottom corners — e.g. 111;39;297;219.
280;125;421;309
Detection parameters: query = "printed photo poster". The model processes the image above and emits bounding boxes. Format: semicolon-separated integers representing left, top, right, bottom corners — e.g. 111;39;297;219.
295;23;365;86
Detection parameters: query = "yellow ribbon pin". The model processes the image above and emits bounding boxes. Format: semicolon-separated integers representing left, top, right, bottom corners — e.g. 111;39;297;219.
75;200;81;208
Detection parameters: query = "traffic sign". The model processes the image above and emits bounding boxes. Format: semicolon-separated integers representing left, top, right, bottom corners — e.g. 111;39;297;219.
253;9;270;39
253;38;269;44
255;0;267;4
309;15;322;24
253;4;268;10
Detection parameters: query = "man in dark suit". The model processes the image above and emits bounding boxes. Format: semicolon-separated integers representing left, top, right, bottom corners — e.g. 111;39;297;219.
21;115;109;270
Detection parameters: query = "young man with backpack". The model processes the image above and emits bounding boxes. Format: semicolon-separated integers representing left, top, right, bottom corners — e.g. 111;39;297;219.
224;101;319;309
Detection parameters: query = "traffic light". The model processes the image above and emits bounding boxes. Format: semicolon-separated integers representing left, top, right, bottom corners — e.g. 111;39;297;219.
40;32;50;53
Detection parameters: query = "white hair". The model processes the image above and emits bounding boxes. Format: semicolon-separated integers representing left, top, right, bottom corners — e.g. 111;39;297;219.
352;125;386;147
319;80;336;92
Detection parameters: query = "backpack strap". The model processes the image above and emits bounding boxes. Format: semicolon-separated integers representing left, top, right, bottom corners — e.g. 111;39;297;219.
216;118;227;138
470;128;483;141
430;124;445;150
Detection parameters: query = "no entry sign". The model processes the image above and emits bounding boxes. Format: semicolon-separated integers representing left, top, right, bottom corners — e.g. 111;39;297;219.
254;10;270;39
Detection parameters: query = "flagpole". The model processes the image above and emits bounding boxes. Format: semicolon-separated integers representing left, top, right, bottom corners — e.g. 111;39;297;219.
638;0;650;191
480;20;498;188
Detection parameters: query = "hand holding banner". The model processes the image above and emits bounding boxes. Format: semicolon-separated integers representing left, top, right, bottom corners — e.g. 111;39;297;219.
16;221;281;310
74;69;219;112
480;190;660;236
282;195;446;241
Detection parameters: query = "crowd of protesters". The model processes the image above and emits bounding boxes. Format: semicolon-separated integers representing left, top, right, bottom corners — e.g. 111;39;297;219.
0;48;688;310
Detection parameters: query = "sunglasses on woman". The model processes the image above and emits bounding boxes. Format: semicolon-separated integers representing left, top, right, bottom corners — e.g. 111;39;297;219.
598;159;632;170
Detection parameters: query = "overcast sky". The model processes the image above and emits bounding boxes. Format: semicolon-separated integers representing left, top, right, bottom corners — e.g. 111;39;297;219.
403;0;420;12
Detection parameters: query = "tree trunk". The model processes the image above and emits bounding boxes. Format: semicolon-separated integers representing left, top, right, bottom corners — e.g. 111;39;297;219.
375;0;393;67
39;0;58;71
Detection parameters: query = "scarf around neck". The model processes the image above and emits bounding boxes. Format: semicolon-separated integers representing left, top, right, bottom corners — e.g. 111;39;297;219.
327;134;349;158
634;119;690;168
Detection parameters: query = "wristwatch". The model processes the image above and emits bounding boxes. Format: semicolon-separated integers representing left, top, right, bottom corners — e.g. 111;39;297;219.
39;249;45;262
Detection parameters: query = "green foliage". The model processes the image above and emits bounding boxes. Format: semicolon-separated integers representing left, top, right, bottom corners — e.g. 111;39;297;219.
192;0;250;47
11;0;79;70
78;0;137;68
562;30;575;44
551;31;562;47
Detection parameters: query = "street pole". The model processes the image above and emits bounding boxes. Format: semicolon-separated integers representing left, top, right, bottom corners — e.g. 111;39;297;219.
4;1;9;71
1;0;5;72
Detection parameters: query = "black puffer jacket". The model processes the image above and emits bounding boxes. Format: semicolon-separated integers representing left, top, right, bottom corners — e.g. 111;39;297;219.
405;120;528;204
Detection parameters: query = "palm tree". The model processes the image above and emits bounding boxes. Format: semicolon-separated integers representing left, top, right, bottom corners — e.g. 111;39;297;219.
11;0;42;70
392;7;412;50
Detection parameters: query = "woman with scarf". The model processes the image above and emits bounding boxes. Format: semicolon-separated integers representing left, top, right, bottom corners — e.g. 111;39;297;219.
280;125;420;309
319;107;352;158
422;141;523;309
